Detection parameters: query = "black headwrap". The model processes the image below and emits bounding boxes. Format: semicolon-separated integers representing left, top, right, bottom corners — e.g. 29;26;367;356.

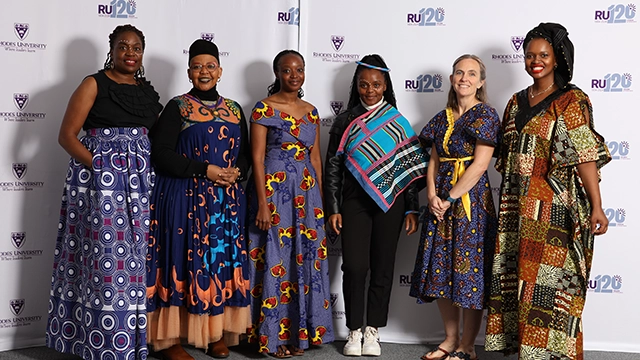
523;22;574;89
188;39;220;64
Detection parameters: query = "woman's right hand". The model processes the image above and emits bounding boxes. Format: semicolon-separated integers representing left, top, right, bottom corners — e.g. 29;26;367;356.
255;204;272;231
206;164;233;187
328;214;342;235
429;196;448;221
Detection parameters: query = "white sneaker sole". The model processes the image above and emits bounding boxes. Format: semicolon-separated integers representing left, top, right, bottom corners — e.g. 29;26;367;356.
343;347;362;357
362;346;381;356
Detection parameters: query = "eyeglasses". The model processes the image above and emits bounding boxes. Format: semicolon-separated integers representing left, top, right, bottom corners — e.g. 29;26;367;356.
190;63;218;72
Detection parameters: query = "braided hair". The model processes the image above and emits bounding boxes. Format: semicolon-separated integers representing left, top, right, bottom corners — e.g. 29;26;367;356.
267;49;305;98
347;54;397;110
103;24;146;79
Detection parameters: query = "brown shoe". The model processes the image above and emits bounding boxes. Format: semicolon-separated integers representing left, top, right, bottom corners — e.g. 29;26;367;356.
160;344;194;360
207;338;230;358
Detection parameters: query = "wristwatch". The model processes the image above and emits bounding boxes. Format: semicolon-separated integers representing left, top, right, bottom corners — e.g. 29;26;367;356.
439;191;457;203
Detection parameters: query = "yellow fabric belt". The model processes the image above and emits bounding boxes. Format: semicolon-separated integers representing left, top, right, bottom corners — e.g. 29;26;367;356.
439;155;474;221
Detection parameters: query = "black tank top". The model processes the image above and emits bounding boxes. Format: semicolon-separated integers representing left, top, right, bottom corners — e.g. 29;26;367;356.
83;70;162;130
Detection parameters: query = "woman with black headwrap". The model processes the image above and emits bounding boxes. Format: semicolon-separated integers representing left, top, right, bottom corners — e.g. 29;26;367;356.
485;23;611;360
146;39;252;360
324;54;426;357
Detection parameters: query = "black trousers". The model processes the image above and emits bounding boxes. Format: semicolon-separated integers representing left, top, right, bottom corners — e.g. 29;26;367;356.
340;193;405;330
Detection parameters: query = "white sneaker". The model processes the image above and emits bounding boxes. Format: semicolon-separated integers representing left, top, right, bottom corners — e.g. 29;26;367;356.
343;328;363;356
362;326;381;356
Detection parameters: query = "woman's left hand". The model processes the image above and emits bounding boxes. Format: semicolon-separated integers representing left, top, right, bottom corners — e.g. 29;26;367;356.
590;207;609;235
405;213;418;235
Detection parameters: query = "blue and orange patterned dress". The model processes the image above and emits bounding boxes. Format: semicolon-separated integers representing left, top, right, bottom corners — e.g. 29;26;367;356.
410;103;500;310
146;94;250;350
247;101;334;353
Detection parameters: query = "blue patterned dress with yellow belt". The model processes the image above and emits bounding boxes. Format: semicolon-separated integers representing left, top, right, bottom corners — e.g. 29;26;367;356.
409;103;500;309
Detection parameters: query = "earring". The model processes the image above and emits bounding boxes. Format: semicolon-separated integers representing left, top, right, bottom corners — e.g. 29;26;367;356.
189;79;192;83
217;77;221;83
554;64;558;70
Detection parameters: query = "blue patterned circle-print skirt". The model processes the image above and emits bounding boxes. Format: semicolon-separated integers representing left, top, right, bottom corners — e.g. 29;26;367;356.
46;127;153;360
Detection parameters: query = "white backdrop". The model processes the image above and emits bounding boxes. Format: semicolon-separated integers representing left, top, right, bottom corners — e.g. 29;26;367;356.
0;0;637;354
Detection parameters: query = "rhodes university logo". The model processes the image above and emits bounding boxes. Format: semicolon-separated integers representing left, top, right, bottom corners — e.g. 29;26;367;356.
330;293;339;309
10;299;25;316
331;35;344;52
13;93;28;111
201;33;214;42
11;232;25;249
330;101;344;116
12;163;27;180
511;36;524;52
14;23;29;41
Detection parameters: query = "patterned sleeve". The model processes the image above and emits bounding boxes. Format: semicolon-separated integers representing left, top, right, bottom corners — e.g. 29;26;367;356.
551;90;611;170
249;101;278;127
419;110;443;148
494;94;517;173
465;104;501;146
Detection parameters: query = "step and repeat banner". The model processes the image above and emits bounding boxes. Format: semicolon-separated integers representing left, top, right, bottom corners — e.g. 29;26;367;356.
0;0;636;354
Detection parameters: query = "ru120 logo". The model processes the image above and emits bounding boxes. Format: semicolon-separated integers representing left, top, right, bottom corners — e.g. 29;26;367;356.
278;7;299;25
405;74;443;93
595;4;636;23
591;73;632;92
606;140;630;160
589;274;622;293
604;208;626;227
98;0;137;18
398;274;411;287
407;8;446;26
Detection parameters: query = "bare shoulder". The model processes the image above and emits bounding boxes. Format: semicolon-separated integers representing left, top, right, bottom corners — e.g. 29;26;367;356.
298;99;316;114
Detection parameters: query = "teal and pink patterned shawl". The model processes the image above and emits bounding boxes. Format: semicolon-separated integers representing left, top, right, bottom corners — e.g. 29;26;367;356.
337;102;427;212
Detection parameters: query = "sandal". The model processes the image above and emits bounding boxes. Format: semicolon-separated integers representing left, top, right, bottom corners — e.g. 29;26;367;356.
287;345;304;356
449;351;478;360
268;345;292;358
420;346;451;360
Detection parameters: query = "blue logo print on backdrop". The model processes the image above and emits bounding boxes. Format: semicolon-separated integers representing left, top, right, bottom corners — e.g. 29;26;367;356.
98;0;137;19
589;274;623;293
603;208;626;227
606;140;630;160
595;4;636;23
405;73;444;93
278;7;299;25
407;8;446;26
591;73;632;92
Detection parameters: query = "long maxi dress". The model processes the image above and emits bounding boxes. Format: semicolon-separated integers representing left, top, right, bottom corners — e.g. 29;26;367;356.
485;86;611;360
410;103;500;310
246;101;334;354
146;92;251;350
46;70;162;360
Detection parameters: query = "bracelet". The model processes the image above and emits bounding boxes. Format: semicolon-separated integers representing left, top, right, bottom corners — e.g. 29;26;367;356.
404;210;419;216
439;191;457;203
234;166;241;180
